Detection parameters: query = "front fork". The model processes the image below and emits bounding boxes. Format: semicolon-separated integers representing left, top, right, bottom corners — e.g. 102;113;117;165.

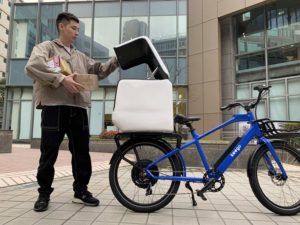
259;137;288;180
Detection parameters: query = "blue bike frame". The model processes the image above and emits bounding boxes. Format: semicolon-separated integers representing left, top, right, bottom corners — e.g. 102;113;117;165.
144;111;288;182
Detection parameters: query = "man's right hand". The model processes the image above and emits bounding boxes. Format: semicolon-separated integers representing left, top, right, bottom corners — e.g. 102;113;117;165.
61;73;85;93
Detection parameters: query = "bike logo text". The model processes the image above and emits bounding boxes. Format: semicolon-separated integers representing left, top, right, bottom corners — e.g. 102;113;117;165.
230;145;242;157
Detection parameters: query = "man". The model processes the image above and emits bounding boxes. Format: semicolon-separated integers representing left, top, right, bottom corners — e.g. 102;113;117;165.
25;12;119;212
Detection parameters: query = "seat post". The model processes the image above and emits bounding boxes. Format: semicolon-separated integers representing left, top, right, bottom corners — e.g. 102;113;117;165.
186;122;194;131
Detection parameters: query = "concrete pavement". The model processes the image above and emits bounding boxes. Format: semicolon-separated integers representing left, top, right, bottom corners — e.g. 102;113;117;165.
0;144;299;225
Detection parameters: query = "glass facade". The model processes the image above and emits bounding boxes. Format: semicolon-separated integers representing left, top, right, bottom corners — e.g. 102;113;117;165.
6;0;187;140
11;5;37;58
235;1;300;121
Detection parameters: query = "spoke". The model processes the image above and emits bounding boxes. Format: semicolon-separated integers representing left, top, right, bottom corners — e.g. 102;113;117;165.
122;156;136;167
133;146;140;161
286;182;297;205
256;146;300;210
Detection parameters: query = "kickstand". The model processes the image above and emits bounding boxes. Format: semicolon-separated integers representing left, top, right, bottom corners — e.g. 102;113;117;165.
185;182;197;206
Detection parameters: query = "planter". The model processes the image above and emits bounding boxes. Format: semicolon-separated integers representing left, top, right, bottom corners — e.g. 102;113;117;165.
0;130;13;153
31;138;118;153
31;138;256;168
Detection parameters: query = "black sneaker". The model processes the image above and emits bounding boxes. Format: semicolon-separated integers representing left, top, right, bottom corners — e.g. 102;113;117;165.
34;194;50;212
73;191;99;206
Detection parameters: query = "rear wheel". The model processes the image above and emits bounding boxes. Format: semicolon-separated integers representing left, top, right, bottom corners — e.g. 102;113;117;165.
249;142;300;215
109;139;182;212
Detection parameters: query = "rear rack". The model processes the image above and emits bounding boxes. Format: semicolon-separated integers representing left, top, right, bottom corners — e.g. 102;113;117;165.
114;132;182;149
257;119;300;139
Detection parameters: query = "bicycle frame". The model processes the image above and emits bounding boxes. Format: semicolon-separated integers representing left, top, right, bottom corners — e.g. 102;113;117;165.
145;111;288;182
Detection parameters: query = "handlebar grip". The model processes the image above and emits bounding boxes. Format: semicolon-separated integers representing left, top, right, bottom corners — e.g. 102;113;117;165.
220;102;243;111
253;85;272;92
220;106;228;111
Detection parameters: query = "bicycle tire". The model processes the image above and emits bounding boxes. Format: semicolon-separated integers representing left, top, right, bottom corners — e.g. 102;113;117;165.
248;142;300;215
109;139;182;212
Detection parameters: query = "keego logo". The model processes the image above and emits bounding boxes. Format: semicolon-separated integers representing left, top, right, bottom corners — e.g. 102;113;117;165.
230;145;242;157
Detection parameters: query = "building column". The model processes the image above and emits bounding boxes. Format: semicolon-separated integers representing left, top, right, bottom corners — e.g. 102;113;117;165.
188;0;222;139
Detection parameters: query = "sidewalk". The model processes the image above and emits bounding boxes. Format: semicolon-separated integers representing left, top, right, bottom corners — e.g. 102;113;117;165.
0;144;299;225
0;144;112;188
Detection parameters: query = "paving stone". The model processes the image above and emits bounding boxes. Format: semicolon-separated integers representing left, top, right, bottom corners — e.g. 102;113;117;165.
91;222;118;225
95;212;124;223
173;216;199;225
0;216;14;224
250;222;277;225
173;208;197;217
33;219;64;225
57;203;83;211
242;212;272;221
0;208;29;217
195;209;220;218
64;220;93;225
4;217;40;225
121;213;149;224
197;217;225;225
70;211;99;221
45;210;76;220
224;219;251;225
148;214;172;225
0;146;300;225
218;211;245;220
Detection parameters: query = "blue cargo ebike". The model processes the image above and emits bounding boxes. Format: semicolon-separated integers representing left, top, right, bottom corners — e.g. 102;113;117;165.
109;85;300;215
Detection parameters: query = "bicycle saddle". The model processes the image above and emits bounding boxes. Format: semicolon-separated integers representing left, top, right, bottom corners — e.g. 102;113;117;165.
174;114;200;125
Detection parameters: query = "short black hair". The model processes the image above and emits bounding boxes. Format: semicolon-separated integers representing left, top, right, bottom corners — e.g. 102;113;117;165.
56;12;79;32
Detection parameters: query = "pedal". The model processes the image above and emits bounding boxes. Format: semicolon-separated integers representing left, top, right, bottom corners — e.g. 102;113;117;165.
185;182;197;206
196;178;215;201
196;190;207;201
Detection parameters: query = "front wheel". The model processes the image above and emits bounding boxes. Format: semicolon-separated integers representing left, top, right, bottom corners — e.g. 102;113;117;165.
248;142;300;215
109;139;182;212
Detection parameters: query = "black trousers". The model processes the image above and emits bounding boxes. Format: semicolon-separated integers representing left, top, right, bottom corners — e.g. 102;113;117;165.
37;106;91;196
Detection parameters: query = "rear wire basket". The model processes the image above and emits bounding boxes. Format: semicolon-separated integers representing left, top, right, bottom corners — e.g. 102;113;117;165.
257;119;300;139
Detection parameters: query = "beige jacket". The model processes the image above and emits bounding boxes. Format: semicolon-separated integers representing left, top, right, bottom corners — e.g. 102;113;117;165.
25;39;118;108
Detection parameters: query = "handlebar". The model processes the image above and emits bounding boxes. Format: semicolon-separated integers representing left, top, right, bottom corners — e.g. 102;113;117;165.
221;85;271;112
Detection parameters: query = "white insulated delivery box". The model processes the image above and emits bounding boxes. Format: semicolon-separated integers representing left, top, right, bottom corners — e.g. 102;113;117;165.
112;79;174;132
112;36;173;132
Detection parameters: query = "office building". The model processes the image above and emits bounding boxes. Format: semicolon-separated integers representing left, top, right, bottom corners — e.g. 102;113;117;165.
2;0;300;141
0;0;10;128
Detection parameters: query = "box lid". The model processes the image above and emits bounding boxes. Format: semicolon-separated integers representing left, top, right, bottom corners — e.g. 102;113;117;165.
113;36;169;79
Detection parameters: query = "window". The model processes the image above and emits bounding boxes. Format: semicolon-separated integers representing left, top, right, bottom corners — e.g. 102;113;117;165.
288;78;300;120
150;0;177;57
68;2;93;56
104;88;116;131
178;0;187;56
93;2;120;58
269;80;287;120
89;88;105;135
266;3;300;79
40;4;64;42
235;2;300;80
11;5;38;58
121;1;148;42
236;8;265;54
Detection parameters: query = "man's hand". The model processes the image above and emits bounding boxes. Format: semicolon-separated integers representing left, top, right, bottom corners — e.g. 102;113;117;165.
61;73;85;93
